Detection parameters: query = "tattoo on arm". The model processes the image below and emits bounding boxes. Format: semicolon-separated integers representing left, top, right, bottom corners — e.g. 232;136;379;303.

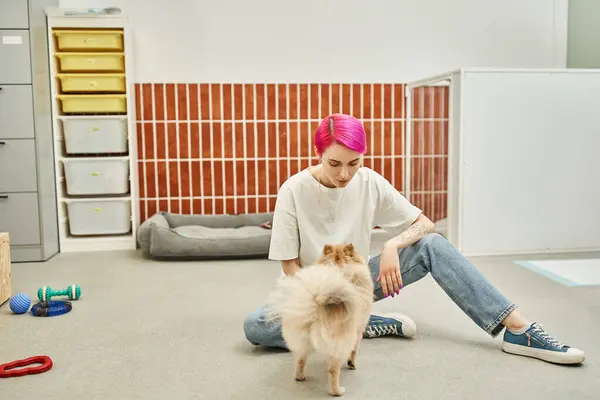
388;219;435;249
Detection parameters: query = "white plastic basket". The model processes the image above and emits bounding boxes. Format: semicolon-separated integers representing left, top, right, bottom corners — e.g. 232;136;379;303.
62;118;128;154
62;157;129;195
66;199;131;236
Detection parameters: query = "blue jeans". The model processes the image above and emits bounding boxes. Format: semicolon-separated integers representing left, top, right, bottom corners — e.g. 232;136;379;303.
243;233;517;348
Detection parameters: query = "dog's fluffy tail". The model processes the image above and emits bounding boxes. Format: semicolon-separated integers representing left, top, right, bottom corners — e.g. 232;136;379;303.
266;265;369;358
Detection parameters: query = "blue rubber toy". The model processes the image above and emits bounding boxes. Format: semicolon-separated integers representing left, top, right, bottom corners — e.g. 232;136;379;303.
9;293;31;314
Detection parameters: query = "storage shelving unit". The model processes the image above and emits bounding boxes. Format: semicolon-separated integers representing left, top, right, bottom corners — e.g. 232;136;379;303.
46;8;138;252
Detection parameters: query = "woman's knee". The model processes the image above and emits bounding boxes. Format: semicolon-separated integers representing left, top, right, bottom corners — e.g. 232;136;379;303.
420;232;445;246
243;310;262;345
399;233;447;275
402;232;446;255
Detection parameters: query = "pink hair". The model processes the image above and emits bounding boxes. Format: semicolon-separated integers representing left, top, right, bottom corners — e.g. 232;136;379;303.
314;113;367;155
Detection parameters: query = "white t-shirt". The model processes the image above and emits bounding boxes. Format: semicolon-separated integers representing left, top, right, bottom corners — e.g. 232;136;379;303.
268;167;422;273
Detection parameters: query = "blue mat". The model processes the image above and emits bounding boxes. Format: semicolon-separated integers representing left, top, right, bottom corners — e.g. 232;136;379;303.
514;258;600;287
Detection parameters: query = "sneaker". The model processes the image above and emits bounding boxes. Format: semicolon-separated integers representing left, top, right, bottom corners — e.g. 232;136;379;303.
502;322;585;365
363;312;418;339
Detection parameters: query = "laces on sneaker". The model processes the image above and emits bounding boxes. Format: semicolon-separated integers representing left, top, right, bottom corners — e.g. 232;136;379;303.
365;323;399;338
531;323;566;349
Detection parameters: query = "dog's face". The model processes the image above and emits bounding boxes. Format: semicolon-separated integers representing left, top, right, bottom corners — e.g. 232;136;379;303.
317;243;365;266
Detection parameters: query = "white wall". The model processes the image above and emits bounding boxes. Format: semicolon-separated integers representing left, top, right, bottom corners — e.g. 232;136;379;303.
58;0;568;83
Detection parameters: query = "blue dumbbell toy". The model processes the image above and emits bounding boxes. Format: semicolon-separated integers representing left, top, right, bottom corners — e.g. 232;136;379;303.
38;284;81;302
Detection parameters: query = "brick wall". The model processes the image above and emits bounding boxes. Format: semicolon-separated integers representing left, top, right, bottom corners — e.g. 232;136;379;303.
134;83;448;222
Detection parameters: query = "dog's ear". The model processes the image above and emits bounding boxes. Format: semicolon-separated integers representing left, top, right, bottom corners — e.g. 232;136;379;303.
343;243;355;255
323;244;334;255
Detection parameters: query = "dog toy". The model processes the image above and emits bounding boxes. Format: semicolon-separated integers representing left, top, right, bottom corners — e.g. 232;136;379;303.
0;355;53;378
38;284;81;302
30;301;72;317
9;293;31;314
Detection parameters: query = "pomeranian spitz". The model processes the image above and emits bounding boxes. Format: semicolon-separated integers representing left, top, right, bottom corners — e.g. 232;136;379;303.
266;243;374;396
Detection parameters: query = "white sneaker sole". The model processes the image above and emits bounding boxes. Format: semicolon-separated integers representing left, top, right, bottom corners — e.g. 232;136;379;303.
502;342;585;364
370;313;418;338
400;317;418;338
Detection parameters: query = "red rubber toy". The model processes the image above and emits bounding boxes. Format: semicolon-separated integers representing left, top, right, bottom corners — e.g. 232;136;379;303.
0;355;53;378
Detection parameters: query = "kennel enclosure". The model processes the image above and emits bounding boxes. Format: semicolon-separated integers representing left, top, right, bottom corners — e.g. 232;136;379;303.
406;68;600;256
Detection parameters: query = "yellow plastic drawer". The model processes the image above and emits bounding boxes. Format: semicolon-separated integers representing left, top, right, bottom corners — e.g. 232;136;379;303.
54;29;124;51
58;74;126;93
58;95;127;114
56;52;125;72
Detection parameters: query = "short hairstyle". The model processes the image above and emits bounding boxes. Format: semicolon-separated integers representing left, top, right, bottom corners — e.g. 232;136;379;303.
314;113;367;155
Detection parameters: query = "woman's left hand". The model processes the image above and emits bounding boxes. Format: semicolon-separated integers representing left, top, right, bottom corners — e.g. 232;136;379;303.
377;244;403;298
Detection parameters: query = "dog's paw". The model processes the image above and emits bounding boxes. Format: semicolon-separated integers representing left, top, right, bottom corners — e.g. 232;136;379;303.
347;359;356;370
329;386;346;396
295;374;306;382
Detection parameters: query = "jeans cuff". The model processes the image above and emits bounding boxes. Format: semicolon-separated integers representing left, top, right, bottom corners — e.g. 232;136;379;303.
486;303;518;338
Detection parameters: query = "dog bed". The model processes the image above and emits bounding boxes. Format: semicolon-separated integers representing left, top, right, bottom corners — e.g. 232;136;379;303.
137;212;274;260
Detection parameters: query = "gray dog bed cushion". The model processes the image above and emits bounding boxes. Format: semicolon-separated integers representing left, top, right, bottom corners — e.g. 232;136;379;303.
137;212;274;260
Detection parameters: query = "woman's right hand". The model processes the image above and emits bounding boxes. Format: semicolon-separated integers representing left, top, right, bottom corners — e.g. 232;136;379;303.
377;243;403;297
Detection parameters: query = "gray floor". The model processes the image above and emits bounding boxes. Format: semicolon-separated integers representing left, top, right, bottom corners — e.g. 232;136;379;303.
1;247;599;399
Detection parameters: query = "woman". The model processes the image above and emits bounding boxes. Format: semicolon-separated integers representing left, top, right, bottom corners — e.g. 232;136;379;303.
244;113;584;365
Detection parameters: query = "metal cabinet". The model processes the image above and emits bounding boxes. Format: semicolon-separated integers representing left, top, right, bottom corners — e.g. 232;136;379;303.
0;140;38;192
0;85;35;139
0;0;60;262
0;0;29;29
0;193;41;246
0;30;32;84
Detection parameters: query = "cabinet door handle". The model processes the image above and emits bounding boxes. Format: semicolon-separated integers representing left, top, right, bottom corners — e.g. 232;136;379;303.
0;195;8;199
0;142;5;145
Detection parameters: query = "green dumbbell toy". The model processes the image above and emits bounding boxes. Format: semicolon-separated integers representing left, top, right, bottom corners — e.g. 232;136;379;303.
38;284;81;302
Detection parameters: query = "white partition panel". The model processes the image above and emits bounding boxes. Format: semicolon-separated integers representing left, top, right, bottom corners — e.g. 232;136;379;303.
408;68;600;256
